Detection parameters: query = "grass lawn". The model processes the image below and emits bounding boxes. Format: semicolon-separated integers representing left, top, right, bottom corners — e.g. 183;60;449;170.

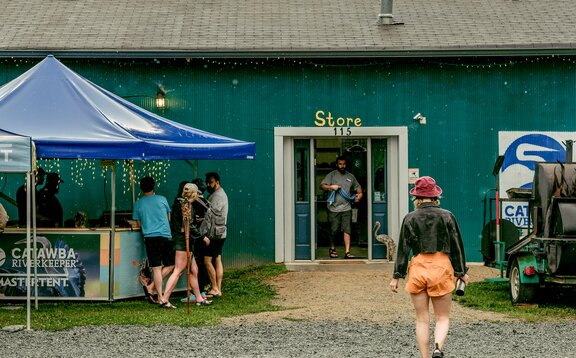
455;281;576;322
0;264;287;330
3;265;576;330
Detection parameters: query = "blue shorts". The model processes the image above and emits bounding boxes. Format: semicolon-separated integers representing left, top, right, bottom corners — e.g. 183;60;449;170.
144;236;175;267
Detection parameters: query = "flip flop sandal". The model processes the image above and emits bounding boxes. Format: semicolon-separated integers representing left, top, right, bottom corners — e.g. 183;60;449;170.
180;294;197;302
160;301;177;309
142;284;159;304
138;271;150;286
181;292;208;302
142;285;154;302
195;299;212;306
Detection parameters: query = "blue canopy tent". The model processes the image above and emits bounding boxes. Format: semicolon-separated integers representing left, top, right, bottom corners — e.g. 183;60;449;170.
0;55;255;160
0;56;255;314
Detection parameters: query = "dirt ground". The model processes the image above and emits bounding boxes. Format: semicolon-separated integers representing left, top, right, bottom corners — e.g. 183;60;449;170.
222;264;514;325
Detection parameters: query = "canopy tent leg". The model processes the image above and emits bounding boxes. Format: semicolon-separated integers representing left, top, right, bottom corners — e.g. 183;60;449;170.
32;170;39;310
25;172;32;330
109;163;117;301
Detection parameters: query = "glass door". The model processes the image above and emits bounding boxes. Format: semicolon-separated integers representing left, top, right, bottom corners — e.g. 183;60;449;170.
294;139;311;259
371;138;388;259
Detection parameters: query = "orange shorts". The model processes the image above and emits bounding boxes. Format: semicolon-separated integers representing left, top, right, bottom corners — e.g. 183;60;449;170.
405;253;455;297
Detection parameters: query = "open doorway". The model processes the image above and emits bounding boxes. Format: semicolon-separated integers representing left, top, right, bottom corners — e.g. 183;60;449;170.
315;138;368;259
275;126;408;264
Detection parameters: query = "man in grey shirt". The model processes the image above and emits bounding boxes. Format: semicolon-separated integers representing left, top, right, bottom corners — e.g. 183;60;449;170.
203;171;228;297
320;156;363;259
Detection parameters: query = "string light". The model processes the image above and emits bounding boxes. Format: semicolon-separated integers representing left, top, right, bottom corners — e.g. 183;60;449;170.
120;160;134;195
37;158;61;176
127;160;171;194
66;159;98;187
4;54;576;71
34;158;170;193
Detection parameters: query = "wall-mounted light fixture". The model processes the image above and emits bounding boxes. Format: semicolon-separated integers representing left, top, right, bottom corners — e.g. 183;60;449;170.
155;90;166;109
155;83;174;109
413;113;426;125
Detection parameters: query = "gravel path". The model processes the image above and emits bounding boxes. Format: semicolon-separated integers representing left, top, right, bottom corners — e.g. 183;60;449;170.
1;321;575;357
1;265;575;357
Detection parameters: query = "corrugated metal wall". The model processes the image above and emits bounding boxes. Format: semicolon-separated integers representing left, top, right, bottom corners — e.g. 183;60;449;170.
1;56;576;263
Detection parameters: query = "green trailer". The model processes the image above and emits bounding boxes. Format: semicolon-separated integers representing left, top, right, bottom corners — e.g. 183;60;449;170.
505;158;576;304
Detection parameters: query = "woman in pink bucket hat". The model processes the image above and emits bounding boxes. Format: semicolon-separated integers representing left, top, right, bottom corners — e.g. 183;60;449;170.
389;176;469;358
409;176;443;198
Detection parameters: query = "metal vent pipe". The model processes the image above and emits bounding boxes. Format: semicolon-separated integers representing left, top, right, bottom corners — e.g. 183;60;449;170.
378;0;393;25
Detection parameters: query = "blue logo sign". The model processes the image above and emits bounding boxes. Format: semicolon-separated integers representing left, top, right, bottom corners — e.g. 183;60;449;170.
501;133;565;188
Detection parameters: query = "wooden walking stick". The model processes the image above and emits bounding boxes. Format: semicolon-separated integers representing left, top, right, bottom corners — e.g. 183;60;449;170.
182;199;192;317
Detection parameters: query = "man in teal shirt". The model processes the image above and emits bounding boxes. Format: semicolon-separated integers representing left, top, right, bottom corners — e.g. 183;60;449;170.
133;176;174;305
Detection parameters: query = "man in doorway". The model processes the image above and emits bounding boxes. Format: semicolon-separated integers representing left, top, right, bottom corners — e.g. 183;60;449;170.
203;172;228;298
320;156;363;259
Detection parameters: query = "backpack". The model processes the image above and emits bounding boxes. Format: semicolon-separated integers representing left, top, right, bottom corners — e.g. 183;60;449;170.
198;198;217;238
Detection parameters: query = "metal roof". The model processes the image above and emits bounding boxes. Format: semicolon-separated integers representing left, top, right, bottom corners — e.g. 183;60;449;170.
1;0;576;57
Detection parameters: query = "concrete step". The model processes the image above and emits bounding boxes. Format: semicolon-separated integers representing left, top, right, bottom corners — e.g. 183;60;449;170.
285;260;394;272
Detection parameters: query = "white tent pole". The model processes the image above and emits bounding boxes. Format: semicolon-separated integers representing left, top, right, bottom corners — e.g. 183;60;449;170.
109;163;116;301
32;171;38;310
25;172;32;330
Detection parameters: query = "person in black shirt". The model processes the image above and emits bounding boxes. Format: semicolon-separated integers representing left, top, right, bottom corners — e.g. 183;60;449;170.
37;172;64;228
161;182;211;307
16;167;45;226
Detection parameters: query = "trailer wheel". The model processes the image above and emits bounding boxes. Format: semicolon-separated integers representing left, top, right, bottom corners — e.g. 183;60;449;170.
510;258;538;304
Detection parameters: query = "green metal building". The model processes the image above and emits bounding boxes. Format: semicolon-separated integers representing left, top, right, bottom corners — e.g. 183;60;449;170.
1;1;576;266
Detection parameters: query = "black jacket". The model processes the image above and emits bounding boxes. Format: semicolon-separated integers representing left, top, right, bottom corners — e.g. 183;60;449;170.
393;202;467;279
171;199;203;241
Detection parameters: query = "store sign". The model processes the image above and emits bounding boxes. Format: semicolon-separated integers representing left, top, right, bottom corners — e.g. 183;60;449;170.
314;110;363;127
0;136;32;173
314;110;363;136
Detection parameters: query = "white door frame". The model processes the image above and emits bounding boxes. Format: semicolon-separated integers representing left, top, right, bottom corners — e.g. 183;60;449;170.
274;126;409;263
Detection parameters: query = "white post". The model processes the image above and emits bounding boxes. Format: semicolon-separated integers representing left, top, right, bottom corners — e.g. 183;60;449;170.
109;163;116;301
32;171;38;310
25;172;32;330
